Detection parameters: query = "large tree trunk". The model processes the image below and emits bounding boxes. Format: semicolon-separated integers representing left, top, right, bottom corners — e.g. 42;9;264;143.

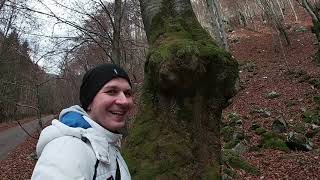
123;0;238;179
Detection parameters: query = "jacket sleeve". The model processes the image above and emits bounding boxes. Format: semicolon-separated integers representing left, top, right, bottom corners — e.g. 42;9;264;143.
31;136;96;180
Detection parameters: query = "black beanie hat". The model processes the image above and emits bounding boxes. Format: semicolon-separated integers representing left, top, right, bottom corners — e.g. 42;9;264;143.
80;63;131;111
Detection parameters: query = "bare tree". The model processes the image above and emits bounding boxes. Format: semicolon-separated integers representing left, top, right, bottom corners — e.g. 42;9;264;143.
296;0;320;62
258;0;291;46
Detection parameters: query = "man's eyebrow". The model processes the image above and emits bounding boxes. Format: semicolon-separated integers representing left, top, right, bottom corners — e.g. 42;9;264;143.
102;85;131;90
103;85;118;89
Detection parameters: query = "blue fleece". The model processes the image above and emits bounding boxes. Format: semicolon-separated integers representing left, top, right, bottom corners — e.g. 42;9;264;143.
60;112;91;129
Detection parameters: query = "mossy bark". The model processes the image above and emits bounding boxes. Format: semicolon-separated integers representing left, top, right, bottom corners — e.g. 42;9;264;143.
123;0;238;179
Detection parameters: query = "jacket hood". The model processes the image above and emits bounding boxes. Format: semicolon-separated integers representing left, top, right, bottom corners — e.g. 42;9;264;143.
36;105;122;163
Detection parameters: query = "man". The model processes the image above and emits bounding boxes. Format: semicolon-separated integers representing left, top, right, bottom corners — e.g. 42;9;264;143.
32;64;132;180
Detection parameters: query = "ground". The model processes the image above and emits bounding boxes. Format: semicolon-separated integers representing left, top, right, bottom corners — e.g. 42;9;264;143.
224;10;320;179
0;9;320;180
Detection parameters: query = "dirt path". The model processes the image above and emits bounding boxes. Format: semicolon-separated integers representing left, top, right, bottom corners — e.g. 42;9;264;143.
0;115;54;160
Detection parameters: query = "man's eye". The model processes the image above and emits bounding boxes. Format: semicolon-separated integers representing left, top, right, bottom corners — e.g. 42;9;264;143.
106;90;117;95
125;91;132;97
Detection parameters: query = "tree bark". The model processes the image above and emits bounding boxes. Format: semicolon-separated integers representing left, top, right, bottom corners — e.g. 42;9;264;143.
123;0;238;179
207;0;229;49
288;0;298;21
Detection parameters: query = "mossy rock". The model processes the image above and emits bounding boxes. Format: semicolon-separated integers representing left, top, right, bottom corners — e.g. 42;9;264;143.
227;112;241;125
221;126;235;142
286;131;313;151
223;149;260;176
225;139;240;149
286;100;296;107
249;107;271;118
293;122;306;134
265;91;280;99
250;122;260;130
223;166;237;179
309;78;320;89
260;132;289;151
240;61;256;72
302;110;320;125
255;127;267;135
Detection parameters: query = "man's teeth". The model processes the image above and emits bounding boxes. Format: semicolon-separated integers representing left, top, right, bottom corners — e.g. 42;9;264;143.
111;111;125;115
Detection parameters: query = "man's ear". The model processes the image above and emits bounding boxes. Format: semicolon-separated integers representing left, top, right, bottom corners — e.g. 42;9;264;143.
87;105;92;112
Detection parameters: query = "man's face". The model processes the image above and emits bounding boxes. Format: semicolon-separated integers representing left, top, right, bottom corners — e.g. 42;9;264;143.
87;77;133;132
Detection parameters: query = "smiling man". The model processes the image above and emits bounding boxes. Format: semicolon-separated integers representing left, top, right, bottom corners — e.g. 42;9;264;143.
32;64;132;180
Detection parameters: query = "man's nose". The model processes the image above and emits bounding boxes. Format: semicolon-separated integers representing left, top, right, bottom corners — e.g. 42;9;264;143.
115;92;130;105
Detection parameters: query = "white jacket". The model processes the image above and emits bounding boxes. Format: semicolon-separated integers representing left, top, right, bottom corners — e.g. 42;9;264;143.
31;105;131;180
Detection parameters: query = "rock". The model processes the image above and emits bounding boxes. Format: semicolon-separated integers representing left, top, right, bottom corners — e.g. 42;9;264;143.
27;152;38;161
221;126;234;142
305;123;320;138
250;123;260;130
260;132;289;151
223;149;260;176
235;119;243;125
260;110;271;118
227;112;242;125
232;141;248;154
233;129;245;141
266;91;280;99
286;132;313;151
250;107;271;118
272;117;287;133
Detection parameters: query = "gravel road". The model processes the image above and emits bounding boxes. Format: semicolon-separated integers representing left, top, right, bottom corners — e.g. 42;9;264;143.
0;115;54;160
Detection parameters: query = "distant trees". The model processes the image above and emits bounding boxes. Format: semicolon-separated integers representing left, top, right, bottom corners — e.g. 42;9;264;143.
0;0;56;123
0;30;47;122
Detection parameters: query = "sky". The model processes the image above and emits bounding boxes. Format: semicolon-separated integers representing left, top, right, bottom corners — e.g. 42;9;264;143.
22;0;97;74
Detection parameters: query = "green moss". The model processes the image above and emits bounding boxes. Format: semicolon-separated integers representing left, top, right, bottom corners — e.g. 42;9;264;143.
293;122;306;134
223;166;237;179
221;126;234;142
260;132;289;151
255;127;267;135
314;95;320;106
302;110;320;125
227;112;241;125
223;149;260;176
224;139;240;149
202;164;221;180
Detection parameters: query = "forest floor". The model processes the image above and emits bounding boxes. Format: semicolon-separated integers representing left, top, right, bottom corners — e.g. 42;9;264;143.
1;10;320;180
224;11;320;179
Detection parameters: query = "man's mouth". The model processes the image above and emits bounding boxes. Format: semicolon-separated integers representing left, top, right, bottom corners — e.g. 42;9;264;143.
109;111;126;116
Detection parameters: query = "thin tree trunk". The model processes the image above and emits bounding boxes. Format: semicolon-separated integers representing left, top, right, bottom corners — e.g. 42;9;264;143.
288;0;298;21
111;0;123;65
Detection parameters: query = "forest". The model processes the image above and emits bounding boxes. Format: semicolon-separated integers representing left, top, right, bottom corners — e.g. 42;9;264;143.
1;0;320;179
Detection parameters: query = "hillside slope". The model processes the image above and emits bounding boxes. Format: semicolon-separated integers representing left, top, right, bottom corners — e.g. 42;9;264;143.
224;10;320;179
